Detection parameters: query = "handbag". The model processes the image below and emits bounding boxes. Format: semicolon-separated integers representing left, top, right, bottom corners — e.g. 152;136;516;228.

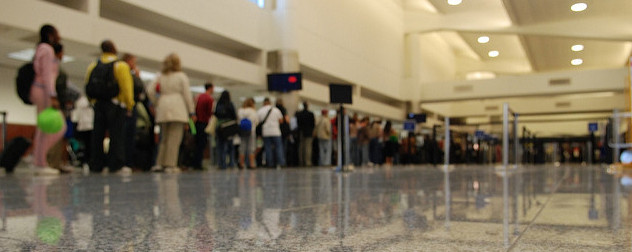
256;107;273;137
218;119;239;139
204;100;218;135
205;115;217;135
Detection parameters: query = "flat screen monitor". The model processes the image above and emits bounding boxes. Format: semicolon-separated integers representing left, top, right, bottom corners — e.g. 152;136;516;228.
329;84;353;104
407;113;427;123
267;72;302;92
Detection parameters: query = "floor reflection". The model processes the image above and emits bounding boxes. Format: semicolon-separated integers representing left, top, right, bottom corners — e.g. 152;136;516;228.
0;164;628;251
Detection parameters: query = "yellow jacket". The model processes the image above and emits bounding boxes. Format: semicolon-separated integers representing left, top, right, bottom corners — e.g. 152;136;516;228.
84;53;135;111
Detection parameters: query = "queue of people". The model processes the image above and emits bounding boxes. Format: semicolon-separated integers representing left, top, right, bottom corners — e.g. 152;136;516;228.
25;24;438;176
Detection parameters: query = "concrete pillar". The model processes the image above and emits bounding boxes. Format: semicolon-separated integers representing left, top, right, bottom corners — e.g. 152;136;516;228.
271;0;300;117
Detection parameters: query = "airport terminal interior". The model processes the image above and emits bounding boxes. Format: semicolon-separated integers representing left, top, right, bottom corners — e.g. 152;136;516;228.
1;0;632;251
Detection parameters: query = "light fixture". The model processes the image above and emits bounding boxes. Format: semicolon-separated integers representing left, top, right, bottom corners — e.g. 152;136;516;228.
571;44;584;52
571;3;587;12
477;36;490;44
488;50;499;58
466;71;496;80
8;48;74;63
190;85;225;93
139;70;157;82
447;0;462;6
571;58;583;66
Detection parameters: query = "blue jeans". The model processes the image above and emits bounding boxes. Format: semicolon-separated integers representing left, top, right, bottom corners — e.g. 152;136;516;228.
216;137;232;169
263;136;285;167
318;138;332;166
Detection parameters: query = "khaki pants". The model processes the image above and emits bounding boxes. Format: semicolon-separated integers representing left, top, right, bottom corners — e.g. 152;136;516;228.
157;122;185;167
299;136;313;166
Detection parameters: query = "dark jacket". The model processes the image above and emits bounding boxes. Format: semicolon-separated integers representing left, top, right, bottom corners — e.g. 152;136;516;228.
295;109;315;137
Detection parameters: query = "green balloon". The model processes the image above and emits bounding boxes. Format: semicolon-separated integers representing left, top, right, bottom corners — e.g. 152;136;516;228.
37;107;64;134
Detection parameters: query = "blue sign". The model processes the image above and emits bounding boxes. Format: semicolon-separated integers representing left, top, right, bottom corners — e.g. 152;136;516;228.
475;130;485;138
588;123;598;132
403;120;415;131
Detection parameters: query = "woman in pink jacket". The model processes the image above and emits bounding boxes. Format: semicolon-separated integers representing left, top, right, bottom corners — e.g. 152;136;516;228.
30;24;65;175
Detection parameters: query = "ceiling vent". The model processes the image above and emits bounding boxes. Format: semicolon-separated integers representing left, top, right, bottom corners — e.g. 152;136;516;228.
454;85;473;92
555;102;571;108
549;78;571;86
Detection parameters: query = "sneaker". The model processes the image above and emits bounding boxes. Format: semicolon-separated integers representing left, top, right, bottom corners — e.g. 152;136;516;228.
165;167;181;173
59;165;75;173
35;166;60;176
151;165;164;172
117;167;133;176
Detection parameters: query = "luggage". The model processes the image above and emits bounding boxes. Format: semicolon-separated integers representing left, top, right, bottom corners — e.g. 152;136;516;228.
0;137;31;173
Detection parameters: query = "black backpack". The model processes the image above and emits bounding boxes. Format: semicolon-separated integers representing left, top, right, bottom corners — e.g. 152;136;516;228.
15;62;35;105
85;59;119;100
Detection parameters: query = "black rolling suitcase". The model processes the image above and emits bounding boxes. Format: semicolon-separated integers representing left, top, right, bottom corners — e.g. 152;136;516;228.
0;137;31;173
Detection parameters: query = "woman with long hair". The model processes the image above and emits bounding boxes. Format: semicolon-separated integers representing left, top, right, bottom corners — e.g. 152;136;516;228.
147;53;195;173
215;91;237;170
30;24;66;175
214;91;237;169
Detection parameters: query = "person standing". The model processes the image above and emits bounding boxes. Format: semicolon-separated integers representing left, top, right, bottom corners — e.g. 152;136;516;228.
275;99;291;162
193;83;214;170
383;120;398;166
30;24;65;175
349;114;359;166
147;53;195;173
315;110;332;166
121;53;144;170
357;117;370;166
72;95;94;170
214;91;237;170
85;40;135;175
295;101;315;167
368;120;383;165
257;98;285;168
237;98;258;169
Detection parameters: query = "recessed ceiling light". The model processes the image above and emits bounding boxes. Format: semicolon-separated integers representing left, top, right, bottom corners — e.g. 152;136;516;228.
571;44;584;52
447;0;462;6
488;50;499;57
571;58;583;65
571;3;587;12
477;36;490;44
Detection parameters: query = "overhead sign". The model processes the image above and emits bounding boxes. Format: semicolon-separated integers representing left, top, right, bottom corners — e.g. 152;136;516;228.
588;123;598;132
475;130;485;138
403;120;416;131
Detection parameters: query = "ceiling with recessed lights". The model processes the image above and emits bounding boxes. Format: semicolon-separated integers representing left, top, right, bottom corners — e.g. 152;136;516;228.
405;0;632;75
403;0;632;135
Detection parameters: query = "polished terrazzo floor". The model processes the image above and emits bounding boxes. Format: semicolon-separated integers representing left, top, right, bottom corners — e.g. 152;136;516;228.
0;164;629;251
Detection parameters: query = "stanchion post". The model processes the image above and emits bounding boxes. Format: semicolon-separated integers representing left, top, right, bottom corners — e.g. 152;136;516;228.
503;103;510;248
513;113;520;235
444;117;450;230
